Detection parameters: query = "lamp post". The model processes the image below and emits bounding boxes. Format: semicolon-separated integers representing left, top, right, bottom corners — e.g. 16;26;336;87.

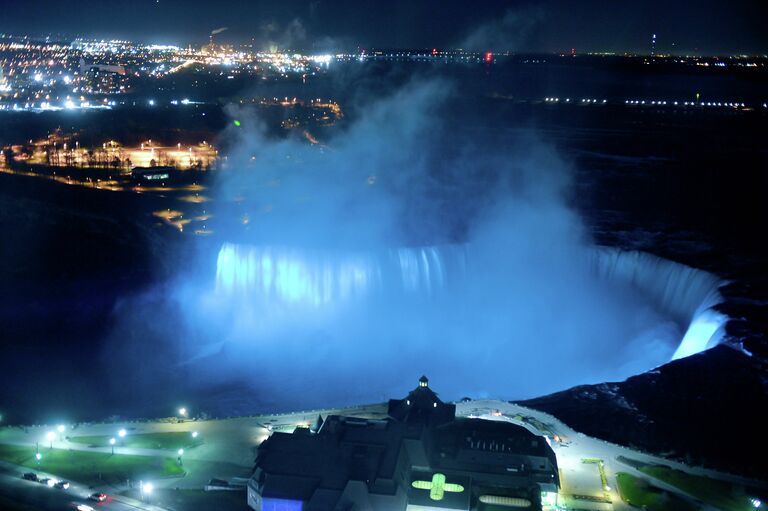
35;453;41;464
177;448;184;466
109;437;116;455
178;407;187;418
141;482;153;503
118;428;126;445
46;431;55;449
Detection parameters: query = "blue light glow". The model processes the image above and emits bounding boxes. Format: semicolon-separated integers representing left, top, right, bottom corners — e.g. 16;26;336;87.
262;498;303;511
215;243;466;307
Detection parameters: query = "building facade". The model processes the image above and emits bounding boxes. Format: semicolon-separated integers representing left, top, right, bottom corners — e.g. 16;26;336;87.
248;376;559;511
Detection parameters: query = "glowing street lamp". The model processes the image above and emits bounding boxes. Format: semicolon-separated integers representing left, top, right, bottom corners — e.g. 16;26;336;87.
46;431;55;449
109;437;116;455
140;481;153;502
178;407;187;418
35;453;42;463
177;448;184;465
118;428;127;438
56;424;65;433
191;431;198;439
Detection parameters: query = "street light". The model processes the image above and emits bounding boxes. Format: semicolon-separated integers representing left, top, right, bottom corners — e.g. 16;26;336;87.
46;431;55;449
177;448;184;465
191;431;198;439
178;407;187;418
35;453;41;463
109;437;116;455
118;428;127;438
56;424;65;433
140;481;153;502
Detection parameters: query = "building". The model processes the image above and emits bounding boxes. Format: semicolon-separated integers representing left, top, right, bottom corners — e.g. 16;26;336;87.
248;376;559;511
131;165;174;183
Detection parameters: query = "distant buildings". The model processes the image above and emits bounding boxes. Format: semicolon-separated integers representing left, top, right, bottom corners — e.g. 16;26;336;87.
248;376;560;511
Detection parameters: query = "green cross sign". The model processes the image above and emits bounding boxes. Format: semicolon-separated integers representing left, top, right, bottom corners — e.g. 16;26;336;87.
412;473;465;501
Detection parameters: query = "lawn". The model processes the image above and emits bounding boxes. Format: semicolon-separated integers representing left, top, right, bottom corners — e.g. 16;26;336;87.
0;443;184;486
68;431;202;451
616;472;698;511
638;465;763;511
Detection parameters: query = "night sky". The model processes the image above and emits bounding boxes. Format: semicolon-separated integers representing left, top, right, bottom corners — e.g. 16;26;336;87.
0;0;766;54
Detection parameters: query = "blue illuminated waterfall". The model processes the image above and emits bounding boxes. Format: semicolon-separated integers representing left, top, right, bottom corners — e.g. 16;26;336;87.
215;242;728;362
589;248;728;359
215;243;468;307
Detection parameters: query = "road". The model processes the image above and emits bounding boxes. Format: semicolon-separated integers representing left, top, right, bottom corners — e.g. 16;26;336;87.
0;461;167;511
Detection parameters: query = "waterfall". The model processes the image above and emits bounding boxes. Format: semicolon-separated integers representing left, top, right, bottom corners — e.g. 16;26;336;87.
215;242;728;361
589;248;728;359
215;243;468;307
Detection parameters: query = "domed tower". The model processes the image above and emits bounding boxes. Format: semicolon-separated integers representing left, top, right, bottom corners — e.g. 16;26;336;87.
387;375;455;427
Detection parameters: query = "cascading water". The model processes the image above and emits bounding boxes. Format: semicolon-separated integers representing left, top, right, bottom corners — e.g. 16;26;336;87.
589;248;728;360
215;243;468;306
215;242;728;364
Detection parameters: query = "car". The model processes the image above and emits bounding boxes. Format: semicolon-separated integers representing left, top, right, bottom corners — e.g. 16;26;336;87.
88;492;107;502
38;477;51;486
54;480;70;489
22;472;37;481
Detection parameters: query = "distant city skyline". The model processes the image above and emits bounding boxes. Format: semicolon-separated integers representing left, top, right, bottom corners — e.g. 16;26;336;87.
1;0;766;55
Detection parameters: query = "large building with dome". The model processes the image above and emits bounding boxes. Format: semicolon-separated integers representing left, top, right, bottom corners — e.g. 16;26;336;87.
247;376;560;511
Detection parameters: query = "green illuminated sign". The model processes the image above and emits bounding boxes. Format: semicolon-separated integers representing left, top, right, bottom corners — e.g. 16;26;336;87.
412;473;464;501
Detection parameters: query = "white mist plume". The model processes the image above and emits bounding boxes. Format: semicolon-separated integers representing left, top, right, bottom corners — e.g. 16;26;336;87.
101;76;726;415
460;7;543;52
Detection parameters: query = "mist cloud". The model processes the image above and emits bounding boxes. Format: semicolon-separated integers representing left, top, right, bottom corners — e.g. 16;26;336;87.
459;7;544;51
99;73;706;417
259;18;308;51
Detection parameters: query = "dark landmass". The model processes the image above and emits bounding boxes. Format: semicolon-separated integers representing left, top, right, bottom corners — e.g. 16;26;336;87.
519;345;768;480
